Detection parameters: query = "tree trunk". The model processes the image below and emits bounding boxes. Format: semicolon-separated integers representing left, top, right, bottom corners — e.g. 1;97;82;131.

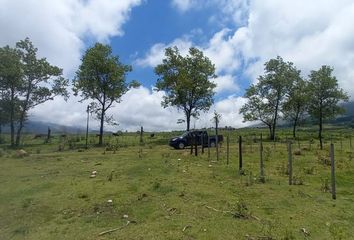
99;108;105;146
15;83;31;146
292;115;299;139
319;110;323;150
15;106;27;146
15;120;23;146
186;112;191;131
293;105;301;139
268;125;274;140
272;101;279;141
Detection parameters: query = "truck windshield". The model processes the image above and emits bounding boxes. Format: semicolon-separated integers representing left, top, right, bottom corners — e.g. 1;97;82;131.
181;132;190;138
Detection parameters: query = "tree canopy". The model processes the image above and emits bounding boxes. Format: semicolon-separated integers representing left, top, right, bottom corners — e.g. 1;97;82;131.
0;38;68;146
307;65;349;149
155;46;216;131
73;42;138;145
240;56;299;140
282;75;308;138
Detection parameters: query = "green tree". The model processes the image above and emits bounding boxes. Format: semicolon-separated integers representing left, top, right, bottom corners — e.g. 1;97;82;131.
307;66;349;149
283;76;308;138
14;38;69;146
240;56;298;140
0;45;23;146
73;43;138;146
155;46;216;131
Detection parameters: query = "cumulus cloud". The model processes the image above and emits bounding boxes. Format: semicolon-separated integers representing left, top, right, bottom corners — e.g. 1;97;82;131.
231;0;354;96
31;87;186;132
171;0;197;12
196;95;249;128
0;0;142;76
212;75;239;94
169;0;354;99
135;37;193;67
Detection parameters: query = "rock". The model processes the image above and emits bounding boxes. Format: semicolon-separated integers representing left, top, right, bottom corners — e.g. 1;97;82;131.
16;149;29;158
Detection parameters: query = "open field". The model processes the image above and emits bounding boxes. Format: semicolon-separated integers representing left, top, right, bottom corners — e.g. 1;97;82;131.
0;128;353;239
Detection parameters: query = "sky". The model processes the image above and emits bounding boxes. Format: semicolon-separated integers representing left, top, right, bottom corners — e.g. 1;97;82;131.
1;0;354;132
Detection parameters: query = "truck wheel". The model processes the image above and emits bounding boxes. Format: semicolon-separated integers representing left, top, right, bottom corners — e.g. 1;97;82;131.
178;142;185;149
210;142;216;148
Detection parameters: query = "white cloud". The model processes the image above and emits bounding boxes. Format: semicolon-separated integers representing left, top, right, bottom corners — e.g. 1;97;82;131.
30;87;185;132
168;0;354;99
212;75;239;94
0;0;142;76
204;28;241;74
135;37;193;67
231;0;354;97
195;96;249;128
171;0;197;12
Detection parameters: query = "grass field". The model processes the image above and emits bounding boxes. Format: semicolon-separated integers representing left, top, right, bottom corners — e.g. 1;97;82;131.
0;128;353;239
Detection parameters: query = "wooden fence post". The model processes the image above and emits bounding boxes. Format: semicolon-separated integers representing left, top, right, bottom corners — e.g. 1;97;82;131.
239;136;243;174
47;127;51;143
330;143;336;200
259;134;265;183
140;126;144;144
288;142;293;185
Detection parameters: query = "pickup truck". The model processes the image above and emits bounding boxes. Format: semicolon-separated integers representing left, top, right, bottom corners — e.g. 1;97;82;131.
169;130;223;149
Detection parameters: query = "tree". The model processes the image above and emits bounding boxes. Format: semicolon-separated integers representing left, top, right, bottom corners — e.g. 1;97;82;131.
307;66;349;149
14;38;69;146
0;45;23;146
240;56;298;140
155;46;216;131
282;76;308;138
73;43;138;146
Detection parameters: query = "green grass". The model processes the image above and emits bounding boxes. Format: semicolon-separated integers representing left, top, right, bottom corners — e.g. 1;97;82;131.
0;128;353;239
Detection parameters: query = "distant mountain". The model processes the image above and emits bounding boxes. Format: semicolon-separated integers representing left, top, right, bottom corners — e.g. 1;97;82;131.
342;101;354;116
331;101;354;126
1;120;86;134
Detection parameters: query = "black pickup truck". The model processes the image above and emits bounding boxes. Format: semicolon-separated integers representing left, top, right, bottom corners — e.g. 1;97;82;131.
169;130;223;149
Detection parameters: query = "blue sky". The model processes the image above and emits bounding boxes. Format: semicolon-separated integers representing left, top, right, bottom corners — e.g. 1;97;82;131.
111;0;246;98
1;0;354;131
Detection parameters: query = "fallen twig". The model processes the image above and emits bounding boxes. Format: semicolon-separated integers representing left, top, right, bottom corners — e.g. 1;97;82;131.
205;205;232;214
98;221;131;236
182;225;191;232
